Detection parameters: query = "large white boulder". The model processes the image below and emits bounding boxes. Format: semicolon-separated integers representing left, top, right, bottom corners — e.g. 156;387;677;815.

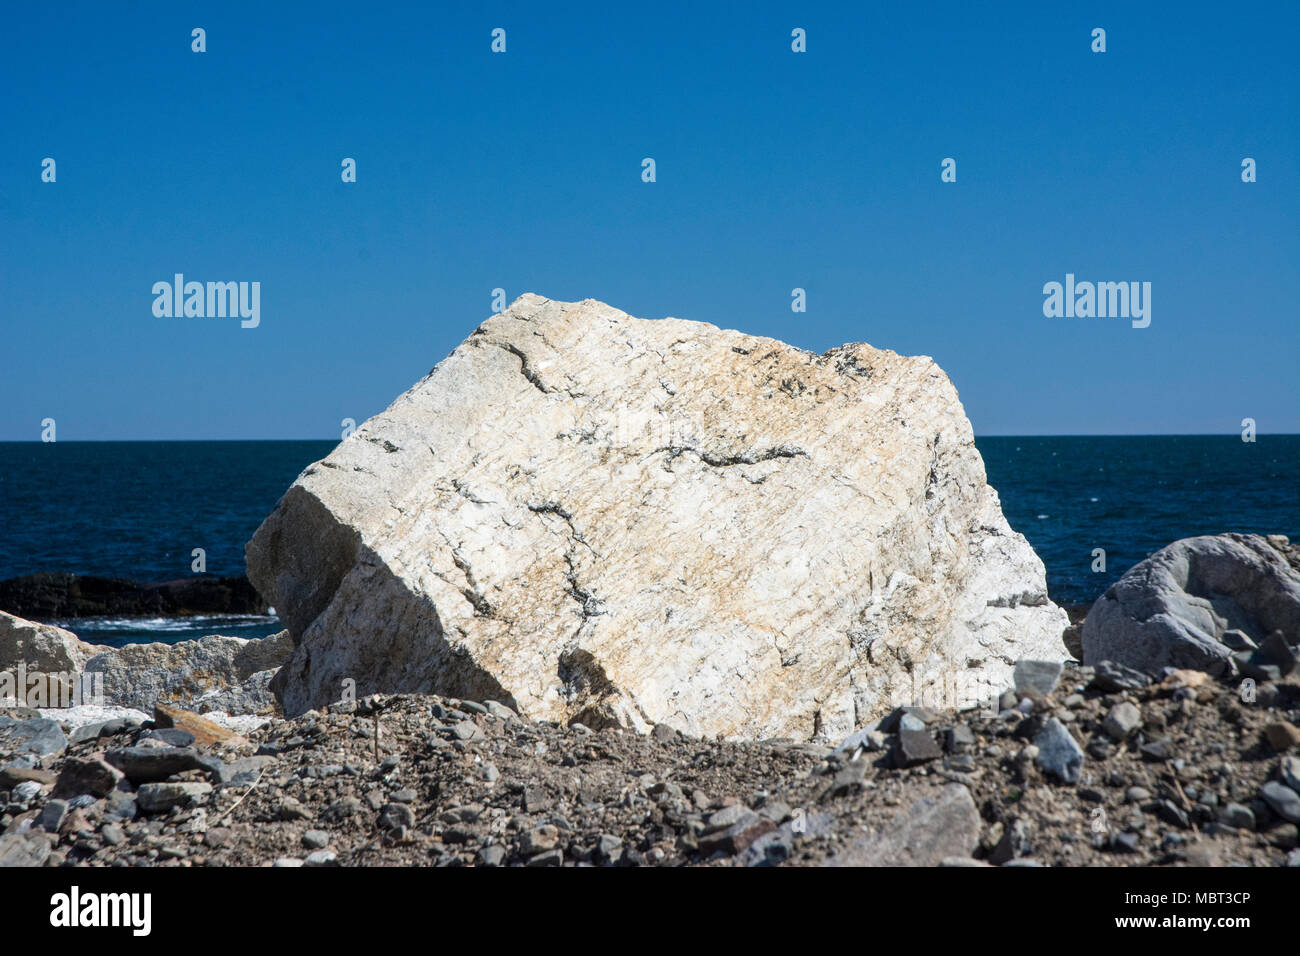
248;294;1067;739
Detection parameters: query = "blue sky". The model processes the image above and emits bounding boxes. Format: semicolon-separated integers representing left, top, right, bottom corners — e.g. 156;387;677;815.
2;1;1296;439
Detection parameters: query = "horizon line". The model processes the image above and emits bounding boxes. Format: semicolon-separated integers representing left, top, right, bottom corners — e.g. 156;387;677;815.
2;433;1298;443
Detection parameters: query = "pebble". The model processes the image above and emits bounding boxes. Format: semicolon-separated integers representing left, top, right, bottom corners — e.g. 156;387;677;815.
484;701;517;720
136;781;212;814
1102;702;1142;740
105;746;202;784
478;845;506;866
1014;660;1064;697
705;804;749;832
1124;786;1151;804
304;849;338;867
1281;756;1300;792
37;799;68;832
1219;802;1255;830
1091;661;1150;692
595;834;624;863
893;729;942;767
946;724;975;753
1259;781;1300;823
141;728;196;747
10;780;43;806
302;830;330;849
521;825;559;853
1110;832;1140;853
1155;800;1190;829
377;803;415;831
1139;738;1171;761
204;827;233;848
1264;721;1300;753
1033;718;1084;784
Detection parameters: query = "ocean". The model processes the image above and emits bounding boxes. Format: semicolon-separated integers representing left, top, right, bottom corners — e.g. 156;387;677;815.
1;437;1295;644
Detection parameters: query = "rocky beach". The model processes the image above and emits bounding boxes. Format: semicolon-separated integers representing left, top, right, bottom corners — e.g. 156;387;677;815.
3;297;1298;870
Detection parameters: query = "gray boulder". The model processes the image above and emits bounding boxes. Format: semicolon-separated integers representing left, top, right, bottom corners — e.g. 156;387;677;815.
1082;534;1300;677
82;630;292;714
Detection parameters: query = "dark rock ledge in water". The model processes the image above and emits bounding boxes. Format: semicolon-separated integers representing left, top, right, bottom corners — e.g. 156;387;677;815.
0;573;268;620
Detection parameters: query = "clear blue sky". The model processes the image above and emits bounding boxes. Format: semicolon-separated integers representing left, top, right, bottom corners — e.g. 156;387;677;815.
2;1;1296;439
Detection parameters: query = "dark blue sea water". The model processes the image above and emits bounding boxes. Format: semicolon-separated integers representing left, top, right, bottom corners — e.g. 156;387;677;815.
0;437;1295;643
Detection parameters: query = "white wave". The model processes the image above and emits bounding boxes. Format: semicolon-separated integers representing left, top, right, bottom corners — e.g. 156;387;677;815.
51;614;279;633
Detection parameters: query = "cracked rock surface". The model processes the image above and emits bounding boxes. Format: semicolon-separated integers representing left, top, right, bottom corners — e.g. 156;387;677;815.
247;294;1067;739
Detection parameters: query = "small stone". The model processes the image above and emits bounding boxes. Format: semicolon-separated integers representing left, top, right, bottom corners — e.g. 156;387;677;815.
153;704;244;747
521;825;560;854
1219;802;1255;830
595;834;623;863
204;827;233;848
1264;721;1300;753
278;796;314;821
450;721;478;741
37;799;68;832
484;700;517;720
0;831;52;867
2;718;67;756
390;788;417;803
1139;738;1172;761
989;819;1034;865
1110;831;1140;854
135;781;212;814
1259;631;1297;676
829;757;872;796
893;728;943;768
377;803;415;831
651;723;677;743
142;728;196;747
1271;824;1299;850
1090;661;1150;693
946;724;975;753
521;788;554;813
105;746;202;784
1125;786;1152;804
1280;756;1300;792
100;824;126;846
1156;800;1190;829
698;810;775;856
1259;781;1300;823
302;829;330;849
1102;702;1142;740
1220;629;1256;651
478;845;506;866
527;848;563;867
1014;659;1064;697
273;857;305;867
704;804;749;832
304;849;338;867
1033;718;1084;784
10;779;44;806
